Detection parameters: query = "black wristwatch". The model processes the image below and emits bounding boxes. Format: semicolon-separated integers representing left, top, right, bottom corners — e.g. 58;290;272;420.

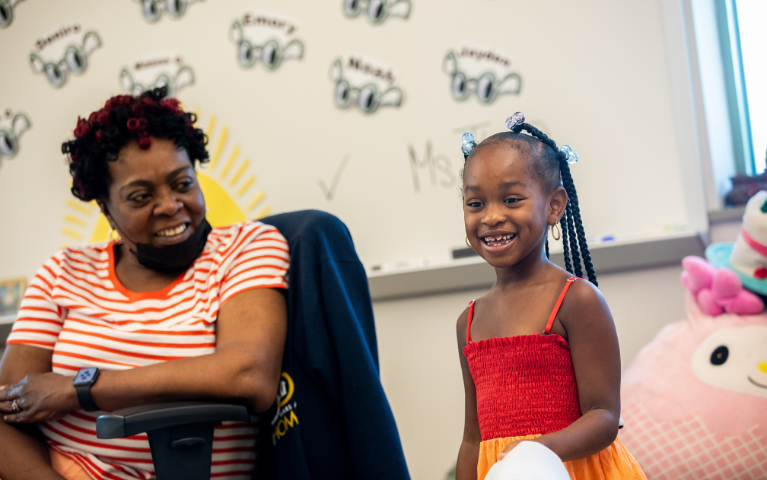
72;368;101;412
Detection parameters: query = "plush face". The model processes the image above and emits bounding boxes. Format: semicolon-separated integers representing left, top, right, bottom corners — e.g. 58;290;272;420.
691;324;767;398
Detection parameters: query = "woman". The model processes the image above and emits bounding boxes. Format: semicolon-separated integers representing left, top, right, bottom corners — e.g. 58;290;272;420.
0;88;290;480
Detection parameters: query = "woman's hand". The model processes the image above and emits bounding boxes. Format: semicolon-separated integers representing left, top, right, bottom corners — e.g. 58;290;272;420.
0;373;78;423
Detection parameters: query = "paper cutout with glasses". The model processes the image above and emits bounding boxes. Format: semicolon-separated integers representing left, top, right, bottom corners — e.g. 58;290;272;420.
443;51;522;104
0;113;31;161
136;0;203;23
0;0;23;29
330;59;403;115
342;0;411;24
120;65;195;97
29;31;102;88
229;21;304;70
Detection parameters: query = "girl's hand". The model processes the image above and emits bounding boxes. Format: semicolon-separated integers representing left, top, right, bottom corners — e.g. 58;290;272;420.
497;439;525;461
0;373;79;423
498;439;549;461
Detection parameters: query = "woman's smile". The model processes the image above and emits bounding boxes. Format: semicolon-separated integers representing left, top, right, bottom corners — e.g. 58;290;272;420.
154;221;192;245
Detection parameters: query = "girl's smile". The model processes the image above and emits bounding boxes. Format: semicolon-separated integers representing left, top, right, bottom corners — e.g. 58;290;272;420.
478;230;517;252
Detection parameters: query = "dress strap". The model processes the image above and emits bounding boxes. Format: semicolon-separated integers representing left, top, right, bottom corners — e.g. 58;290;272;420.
544;277;578;334
466;300;476;344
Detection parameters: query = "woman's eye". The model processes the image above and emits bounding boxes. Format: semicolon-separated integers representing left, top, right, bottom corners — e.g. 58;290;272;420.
175;179;194;190
130;194;149;203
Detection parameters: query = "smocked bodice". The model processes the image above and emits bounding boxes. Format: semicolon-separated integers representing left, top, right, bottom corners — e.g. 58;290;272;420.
463;333;582;440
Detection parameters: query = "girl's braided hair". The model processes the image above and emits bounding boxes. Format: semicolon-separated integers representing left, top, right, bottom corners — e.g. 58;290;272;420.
464;121;597;286
61;86;208;202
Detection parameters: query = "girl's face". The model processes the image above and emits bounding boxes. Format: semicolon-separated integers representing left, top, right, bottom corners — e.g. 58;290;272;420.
463;142;566;269
100;138;206;250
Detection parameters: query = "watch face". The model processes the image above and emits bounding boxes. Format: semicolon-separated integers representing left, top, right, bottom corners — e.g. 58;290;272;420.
73;368;98;386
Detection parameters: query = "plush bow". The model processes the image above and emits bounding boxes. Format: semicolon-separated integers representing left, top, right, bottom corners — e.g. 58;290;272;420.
681;256;764;315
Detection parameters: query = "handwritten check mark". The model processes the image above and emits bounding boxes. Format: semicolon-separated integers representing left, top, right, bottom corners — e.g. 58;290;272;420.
318;155;351;201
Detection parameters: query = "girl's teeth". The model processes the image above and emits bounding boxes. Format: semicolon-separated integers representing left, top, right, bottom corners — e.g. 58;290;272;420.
482;234;514;246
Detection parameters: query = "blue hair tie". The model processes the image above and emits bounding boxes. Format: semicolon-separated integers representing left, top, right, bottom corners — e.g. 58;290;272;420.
461;132;476;156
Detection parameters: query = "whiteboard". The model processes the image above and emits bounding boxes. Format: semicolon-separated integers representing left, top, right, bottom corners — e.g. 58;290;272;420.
0;0;706;280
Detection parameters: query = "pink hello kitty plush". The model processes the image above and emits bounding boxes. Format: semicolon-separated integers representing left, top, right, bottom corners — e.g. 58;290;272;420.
619;192;767;479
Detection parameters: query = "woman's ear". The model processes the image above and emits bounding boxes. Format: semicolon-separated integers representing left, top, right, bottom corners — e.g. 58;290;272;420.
97;200;113;226
549;186;568;224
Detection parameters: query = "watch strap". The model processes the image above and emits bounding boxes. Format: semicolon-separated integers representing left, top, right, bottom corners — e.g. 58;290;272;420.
73;368;101;412
74;384;100;411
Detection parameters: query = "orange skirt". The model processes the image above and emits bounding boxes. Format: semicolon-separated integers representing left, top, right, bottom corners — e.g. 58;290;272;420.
478;435;646;480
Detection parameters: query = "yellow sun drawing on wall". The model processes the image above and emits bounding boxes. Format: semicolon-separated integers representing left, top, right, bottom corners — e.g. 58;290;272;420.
61;111;271;245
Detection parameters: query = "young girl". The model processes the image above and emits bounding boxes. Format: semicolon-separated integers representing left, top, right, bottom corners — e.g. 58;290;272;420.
455;113;646;479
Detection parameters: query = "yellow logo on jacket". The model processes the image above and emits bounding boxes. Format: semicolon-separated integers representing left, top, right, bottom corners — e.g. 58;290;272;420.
272;372;299;444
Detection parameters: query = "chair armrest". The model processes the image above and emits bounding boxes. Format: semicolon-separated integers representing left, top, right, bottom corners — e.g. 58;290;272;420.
96;401;252;439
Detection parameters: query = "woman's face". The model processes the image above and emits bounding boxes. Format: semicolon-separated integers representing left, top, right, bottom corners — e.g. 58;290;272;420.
101;138;206;250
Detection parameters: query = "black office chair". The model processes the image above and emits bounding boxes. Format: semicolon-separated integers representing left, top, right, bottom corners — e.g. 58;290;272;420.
96;402;259;480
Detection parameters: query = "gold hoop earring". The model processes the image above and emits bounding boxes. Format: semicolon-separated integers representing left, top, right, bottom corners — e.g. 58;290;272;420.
551;223;561;241
109;228;121;242
465;236;472;248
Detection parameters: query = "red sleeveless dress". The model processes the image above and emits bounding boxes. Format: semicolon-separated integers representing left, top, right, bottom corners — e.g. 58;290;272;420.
463;278;646;480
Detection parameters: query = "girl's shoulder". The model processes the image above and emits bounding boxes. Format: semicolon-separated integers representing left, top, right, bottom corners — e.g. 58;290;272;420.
565;277;606;307
558;276;612;329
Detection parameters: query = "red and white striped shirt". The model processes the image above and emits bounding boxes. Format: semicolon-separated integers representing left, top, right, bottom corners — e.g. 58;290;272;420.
7;221;290;480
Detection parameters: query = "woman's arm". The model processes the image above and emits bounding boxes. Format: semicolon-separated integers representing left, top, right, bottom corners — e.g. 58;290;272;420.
456;309;481;480
0;345;65;480
1;287;287;423
502;280;621;462
95;287;287;412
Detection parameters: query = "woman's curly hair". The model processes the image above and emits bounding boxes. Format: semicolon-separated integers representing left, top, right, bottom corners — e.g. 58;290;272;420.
62;87;208;202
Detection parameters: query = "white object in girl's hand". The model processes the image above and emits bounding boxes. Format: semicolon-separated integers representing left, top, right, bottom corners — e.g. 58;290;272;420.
484;441;570;480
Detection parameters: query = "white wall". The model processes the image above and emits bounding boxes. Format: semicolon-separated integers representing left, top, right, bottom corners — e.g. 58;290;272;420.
375;219;741;480
0;0;706;281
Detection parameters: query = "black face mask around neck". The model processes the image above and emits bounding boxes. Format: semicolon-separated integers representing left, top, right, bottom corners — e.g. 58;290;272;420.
113;218;212;274
132;218;212;273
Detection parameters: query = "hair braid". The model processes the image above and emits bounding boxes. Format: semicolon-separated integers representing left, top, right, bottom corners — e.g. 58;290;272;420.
513;123;558;152
560;210;573;274
509;122;598;285
545;236;550;259
559;159;597;285
564;202;583;278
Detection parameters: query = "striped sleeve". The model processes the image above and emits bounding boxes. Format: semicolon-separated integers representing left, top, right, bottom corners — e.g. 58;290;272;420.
7;251;66;350
218;223;290;305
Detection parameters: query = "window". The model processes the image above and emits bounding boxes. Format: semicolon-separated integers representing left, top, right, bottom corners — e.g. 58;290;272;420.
736;0;767;173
